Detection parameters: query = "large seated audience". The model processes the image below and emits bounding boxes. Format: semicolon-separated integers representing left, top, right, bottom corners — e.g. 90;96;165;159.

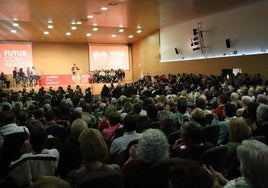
92;69;125;83
0;72;268;187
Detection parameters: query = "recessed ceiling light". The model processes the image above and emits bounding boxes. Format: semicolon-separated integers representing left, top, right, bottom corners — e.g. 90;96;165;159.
48;25;54;29
48;20;53;24
92;27;98;31
87;15;94;19
86;33;92;37
44;31;49;35
66;32;71;36
11;30;17;33
93;23;98;26
137;25;142;29
71;21;76;25
71;26;77;30
13;23;19;27
128;35;134;38
76;21;82;25
111;34;116;38
119;29;124;32
137;29;142;33
101;7;108;11
13;18;18;21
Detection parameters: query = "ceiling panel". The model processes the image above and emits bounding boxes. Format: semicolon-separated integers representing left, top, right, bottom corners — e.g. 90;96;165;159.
0;0;264;44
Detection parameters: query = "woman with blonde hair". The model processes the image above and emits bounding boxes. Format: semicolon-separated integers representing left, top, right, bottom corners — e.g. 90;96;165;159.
67;128;120;187
225;117;252;179
227;118;251;143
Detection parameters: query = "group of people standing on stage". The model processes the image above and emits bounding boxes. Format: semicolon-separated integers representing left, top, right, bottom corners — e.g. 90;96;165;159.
12;66;40;87
92;69;125;83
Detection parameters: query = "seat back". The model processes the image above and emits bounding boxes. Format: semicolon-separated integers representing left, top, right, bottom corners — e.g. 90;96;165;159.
113;127;124;140
142;158;198;188
45;126;67;141
205;113;214;125
47;137;63;154
0;132;28;172
200;145;228;173
8;154;57;186
77;171;123;188
203;125;220;146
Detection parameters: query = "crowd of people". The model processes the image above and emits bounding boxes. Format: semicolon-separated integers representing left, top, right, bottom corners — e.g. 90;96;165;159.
0;72;268;187
92;69;125;83
12;66;41;87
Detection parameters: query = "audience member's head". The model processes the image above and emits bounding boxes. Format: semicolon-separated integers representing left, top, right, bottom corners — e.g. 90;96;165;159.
227;117;251;142
69;111;82;125
230;92;239;104
133;103;142;115
240;96;252;108
217;93;229;105
79;128;108;163
28;120;47;153
191;108;206;127
243;102;259;123
71;118;88;140
81;115;93;128
123;114;137;132
123;101;133;114
256;104;268;125
108;111;121;126
159;110;175;129
237;139;268;188
33;108;45;119
177;98;187;114
16;110;28;125
256;94;267;104
136;129;169;164
147;104;158;119
103;105;116;119
180;121;204;146
195;98;206;110
0;110;16;126
45;110;57;121
82;103;92;113
224;103;236;118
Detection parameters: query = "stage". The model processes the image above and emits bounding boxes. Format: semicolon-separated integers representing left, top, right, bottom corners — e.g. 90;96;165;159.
3;81;132;96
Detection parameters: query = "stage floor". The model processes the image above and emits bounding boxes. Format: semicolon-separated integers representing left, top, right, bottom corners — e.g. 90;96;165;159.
3;81;132;96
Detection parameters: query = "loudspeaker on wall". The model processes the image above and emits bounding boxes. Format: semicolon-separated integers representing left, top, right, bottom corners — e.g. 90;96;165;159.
175;48;179;54
225;39;231;48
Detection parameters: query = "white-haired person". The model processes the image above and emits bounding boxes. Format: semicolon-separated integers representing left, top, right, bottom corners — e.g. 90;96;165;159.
252;104;268;143
121;128;169;188
205;139;268;188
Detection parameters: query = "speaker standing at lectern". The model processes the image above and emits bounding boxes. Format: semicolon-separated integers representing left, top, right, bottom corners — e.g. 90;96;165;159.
71;63;80;84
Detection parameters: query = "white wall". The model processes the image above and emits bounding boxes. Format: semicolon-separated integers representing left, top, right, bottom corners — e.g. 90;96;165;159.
160;1;268;61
